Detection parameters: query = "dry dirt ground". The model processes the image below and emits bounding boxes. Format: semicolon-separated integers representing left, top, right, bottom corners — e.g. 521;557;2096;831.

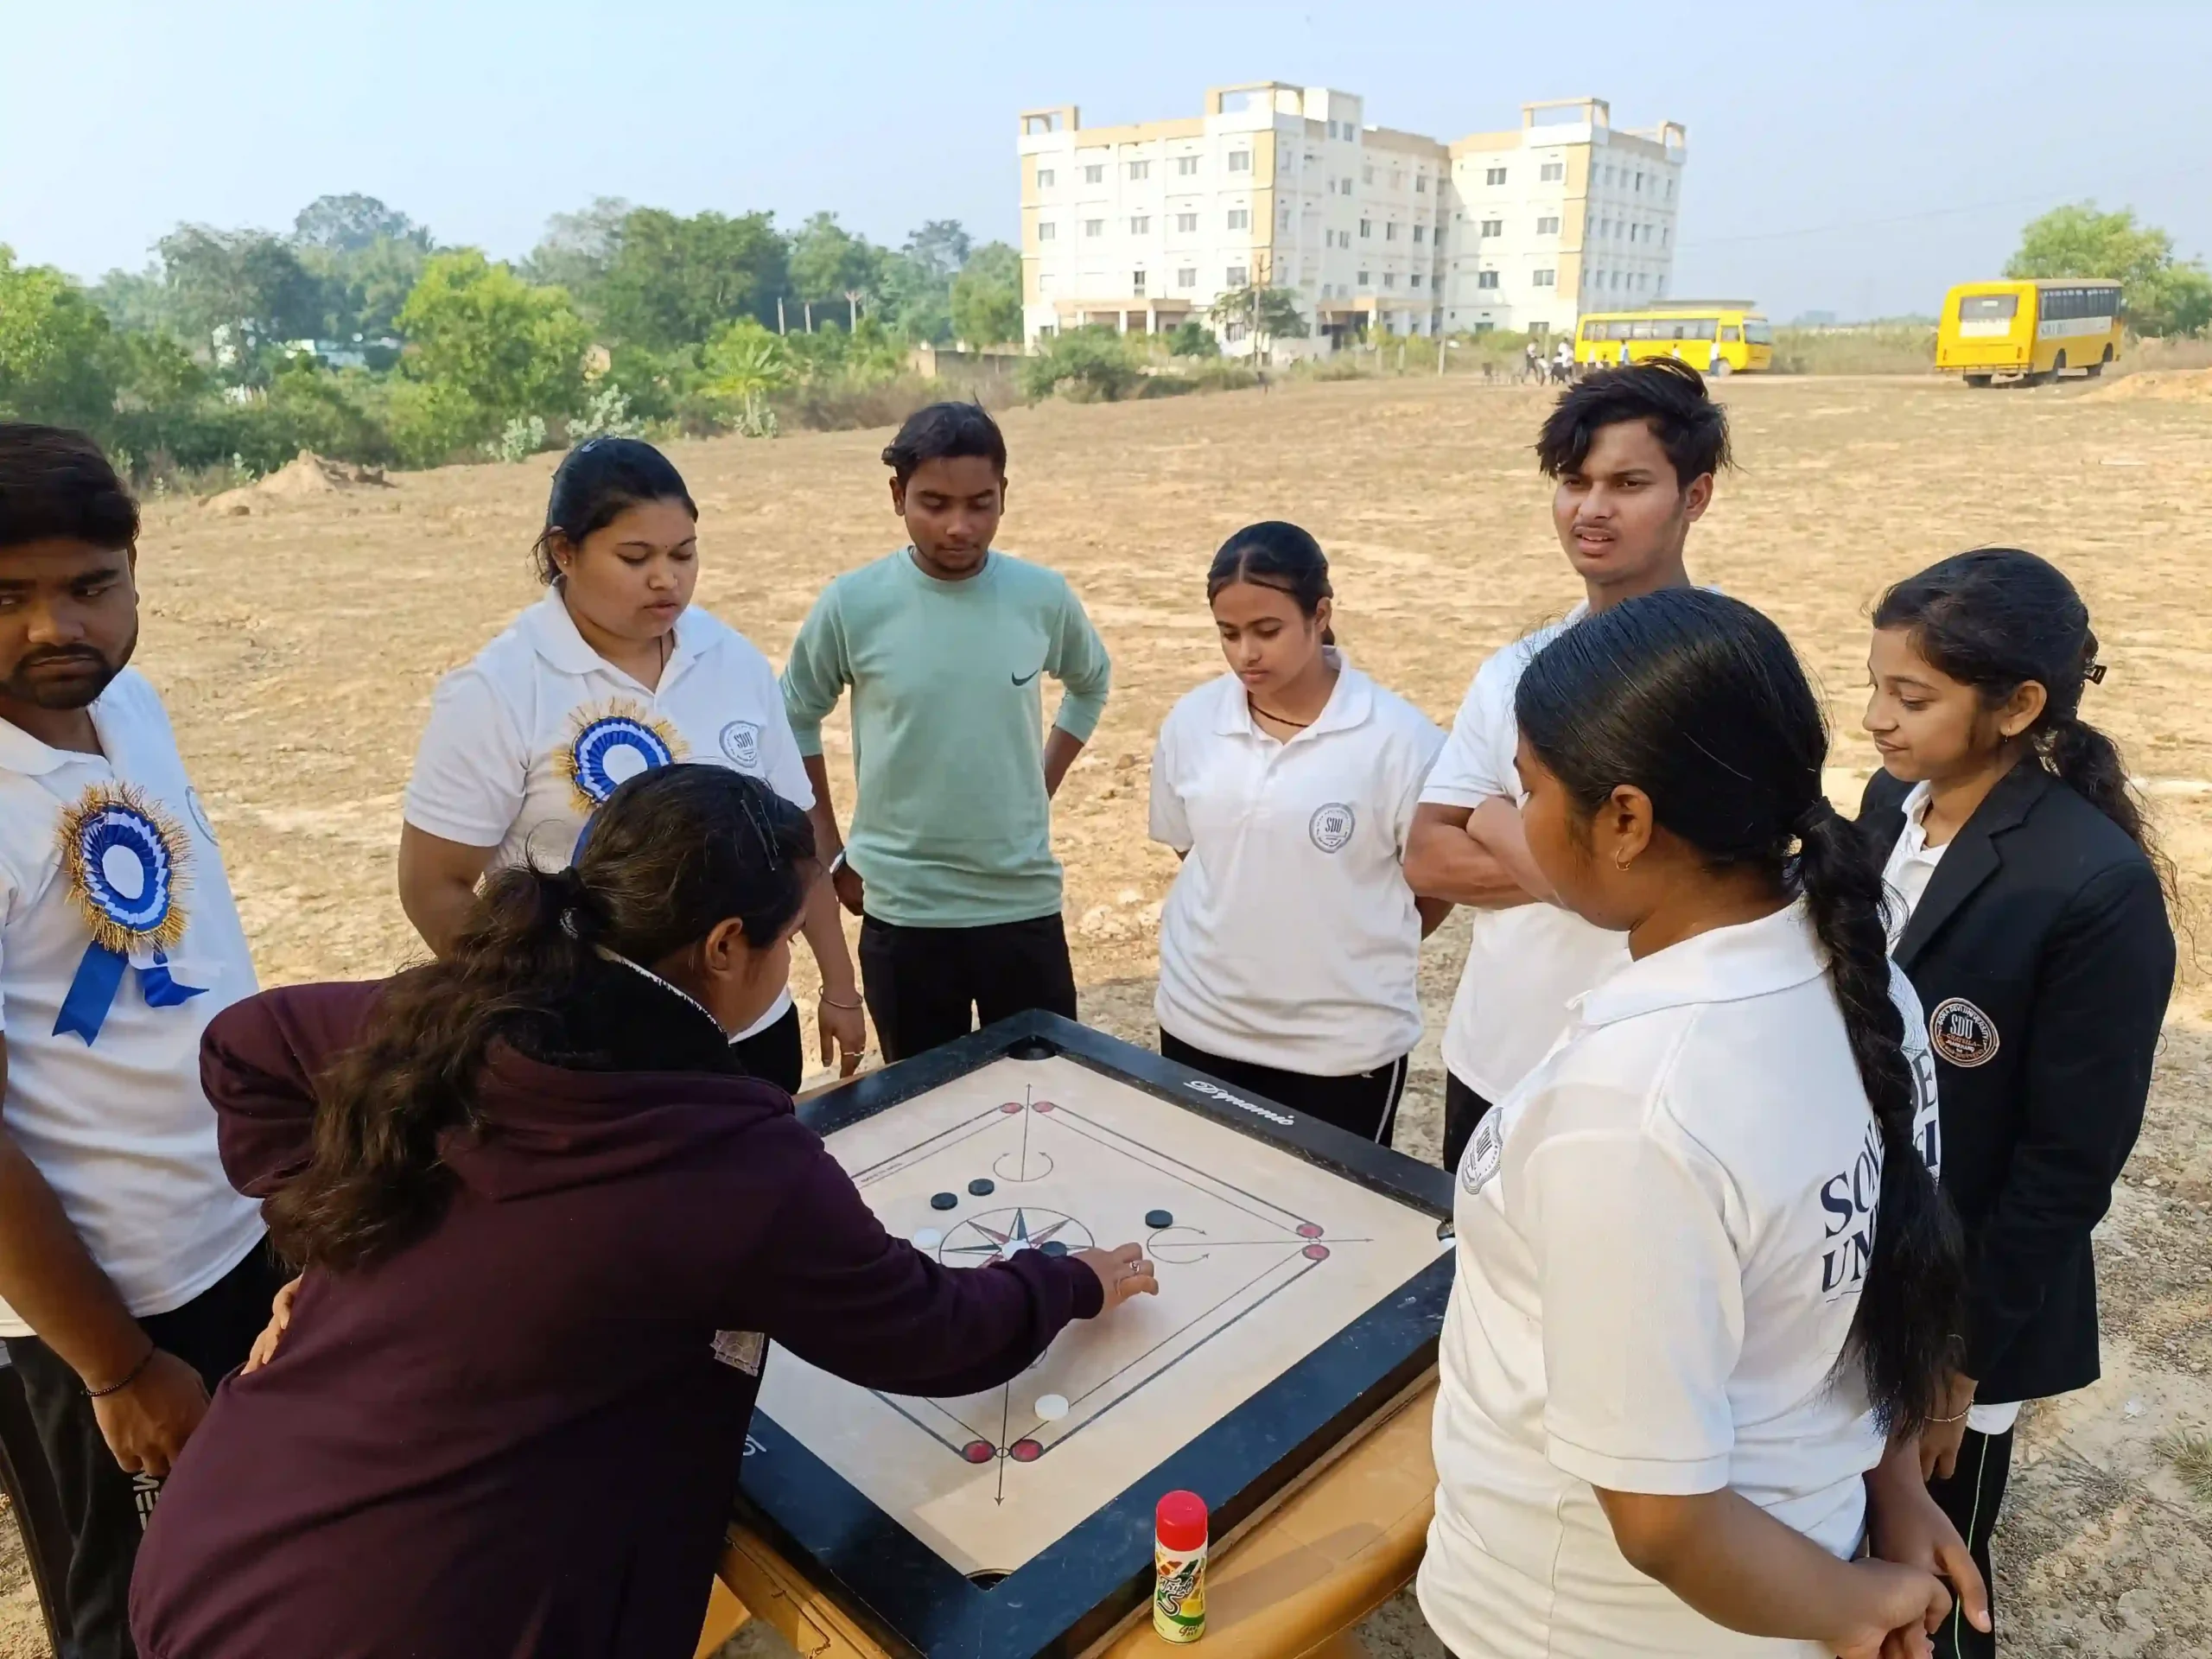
3;372;2209;1656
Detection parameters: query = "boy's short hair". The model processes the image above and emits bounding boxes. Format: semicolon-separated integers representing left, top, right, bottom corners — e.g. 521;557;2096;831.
882;402;1007;486
0;424;139;552
1535;359;1732;488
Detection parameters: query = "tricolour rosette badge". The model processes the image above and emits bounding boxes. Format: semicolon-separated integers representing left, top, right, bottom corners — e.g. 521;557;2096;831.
556;700;684;815
52;783;207;1045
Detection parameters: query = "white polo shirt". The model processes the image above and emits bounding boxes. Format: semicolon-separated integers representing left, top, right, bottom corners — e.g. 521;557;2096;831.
1421;610;1631;1103
1149;660;1445;1076
1417;901;1942;1659
404;590;815;1040
0;671;265;1338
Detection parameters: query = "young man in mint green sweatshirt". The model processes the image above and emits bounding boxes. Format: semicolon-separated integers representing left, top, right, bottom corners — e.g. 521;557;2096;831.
781;404;1112;1062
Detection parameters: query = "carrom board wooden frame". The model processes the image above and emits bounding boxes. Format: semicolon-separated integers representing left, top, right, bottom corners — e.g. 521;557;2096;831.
734;1011;1456;1659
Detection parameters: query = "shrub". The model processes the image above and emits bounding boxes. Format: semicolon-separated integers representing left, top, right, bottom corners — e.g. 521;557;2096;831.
1168;321;1220;359
1020;327;1140;402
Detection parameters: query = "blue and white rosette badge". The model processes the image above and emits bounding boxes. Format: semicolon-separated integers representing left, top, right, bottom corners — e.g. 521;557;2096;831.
52;784;207;1045
558;700;685;855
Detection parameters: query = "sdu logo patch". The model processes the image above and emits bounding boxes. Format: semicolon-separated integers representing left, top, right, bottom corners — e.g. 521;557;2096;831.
1929;997;2000;1068
1459;1112;1503;1196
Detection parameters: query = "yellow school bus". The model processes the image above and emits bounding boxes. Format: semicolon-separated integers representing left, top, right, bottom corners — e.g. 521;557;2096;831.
1574;306;1774;375
1936;279;2123;385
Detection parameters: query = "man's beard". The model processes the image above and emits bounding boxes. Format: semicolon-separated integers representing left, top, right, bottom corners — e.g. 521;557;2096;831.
0;631;136;710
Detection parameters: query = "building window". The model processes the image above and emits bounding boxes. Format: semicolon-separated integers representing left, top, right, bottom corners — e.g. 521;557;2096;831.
1667;178;1675;200
1363;164;1376;184
1413;225;1427;245
1533;269;1555;287
1084;164;1104;184
1084;219;1103;238
1132;270;1147;296
1226;208;1249;230
1038;222;1056;241
1224;321;1247;342
1357;270;1371;288
1359;219;1372;238
1479;218;1502;238
1038;273;1052;294
1228;150;1251;173
1540;160;1564;182
1177;267;1198;289
1326;119;1338;137
1635;171;1644;191
1382;273;1397;289
1038;168;1055;188
1410;273;1423;289
1662;226;1669;246
1477;270;1500;289
1416;175;1428;193
1227;265;1249;287
1485;166;1507;186
1129;215;1150;234
1128;160;1150;181
1390;171;1403;189
1178;155;1200;176
1537;216;1560;235
1175;213;1199;233
1384;223;1399;241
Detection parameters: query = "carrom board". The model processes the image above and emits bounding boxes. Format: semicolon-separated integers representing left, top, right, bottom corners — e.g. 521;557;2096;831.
738;1013;1455;1659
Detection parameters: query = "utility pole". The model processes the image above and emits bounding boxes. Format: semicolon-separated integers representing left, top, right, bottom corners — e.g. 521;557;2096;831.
845;289;863;330
777;296;786;335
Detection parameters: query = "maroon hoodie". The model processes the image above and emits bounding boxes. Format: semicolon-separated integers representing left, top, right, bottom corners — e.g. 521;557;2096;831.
130;965;1102;1659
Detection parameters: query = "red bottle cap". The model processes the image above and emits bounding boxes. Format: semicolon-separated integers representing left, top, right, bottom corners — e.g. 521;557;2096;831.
1155;1490;1208;1552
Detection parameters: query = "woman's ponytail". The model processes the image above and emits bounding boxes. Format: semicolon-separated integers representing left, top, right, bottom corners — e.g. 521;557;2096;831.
1796;805;1964;1435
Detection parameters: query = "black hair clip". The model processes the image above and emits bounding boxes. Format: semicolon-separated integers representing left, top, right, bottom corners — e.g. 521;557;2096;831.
734;786;784;868
2085;662;2107;685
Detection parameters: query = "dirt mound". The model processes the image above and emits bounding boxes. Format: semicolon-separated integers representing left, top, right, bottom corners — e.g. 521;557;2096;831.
204;450;391;516
2088;367;2212;403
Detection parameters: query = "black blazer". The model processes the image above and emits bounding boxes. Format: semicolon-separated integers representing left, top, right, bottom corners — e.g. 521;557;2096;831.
1859;764;2175;1405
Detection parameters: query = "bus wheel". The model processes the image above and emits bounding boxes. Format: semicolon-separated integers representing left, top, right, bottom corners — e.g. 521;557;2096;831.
1964;374;1993;388
1710;357;1732;378
2050;350;2069;384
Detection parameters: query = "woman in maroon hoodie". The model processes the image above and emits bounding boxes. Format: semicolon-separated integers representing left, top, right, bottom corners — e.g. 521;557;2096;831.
129;765;1155;1659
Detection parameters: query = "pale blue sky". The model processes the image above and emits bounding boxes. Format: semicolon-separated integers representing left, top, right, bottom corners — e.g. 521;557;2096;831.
7;0;2206;320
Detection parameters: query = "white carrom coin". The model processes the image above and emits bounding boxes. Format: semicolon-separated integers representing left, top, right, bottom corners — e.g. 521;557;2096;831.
755;1054;1448;1578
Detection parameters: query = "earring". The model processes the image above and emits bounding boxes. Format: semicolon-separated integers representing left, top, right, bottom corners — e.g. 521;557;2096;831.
1614;850;1634;872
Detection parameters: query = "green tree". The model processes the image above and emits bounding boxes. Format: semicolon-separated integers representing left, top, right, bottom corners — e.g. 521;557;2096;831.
1167;320;1220;359
788;213;887;315
700;316;794;435
1020;327;1138;402
156;225;326;372
1208;284;1310;356
949;242;1023;347
2006;203;2212;336
522;197;634;300
394;250;590;459
594;208;786;350
0;249;122;435
293;194;430;255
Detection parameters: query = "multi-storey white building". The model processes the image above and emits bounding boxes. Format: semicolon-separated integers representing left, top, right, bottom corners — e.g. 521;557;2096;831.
1016;87;1686;353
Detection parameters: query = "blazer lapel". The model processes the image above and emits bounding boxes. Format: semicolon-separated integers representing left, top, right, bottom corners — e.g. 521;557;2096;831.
1896;764;2050;969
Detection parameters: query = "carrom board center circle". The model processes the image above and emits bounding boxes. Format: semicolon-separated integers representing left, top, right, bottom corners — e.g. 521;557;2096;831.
936;1206;1095;1265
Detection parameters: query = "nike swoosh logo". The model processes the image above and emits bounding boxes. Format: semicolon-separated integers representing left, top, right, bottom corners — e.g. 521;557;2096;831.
1011;667;1043;686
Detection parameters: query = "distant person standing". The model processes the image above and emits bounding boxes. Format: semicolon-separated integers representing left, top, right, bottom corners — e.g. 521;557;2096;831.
0;425;285;1659
1553;338;1575;384
1405;361;1726;1174
1523;340;1542;384
782;404;1112;1062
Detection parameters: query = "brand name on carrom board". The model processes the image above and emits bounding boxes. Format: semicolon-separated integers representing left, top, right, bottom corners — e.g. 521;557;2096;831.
1182;1079;1296;1126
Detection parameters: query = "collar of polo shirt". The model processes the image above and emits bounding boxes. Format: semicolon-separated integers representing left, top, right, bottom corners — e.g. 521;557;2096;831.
1567;898;1826;1033
0;709;94;777
1210;649;1374;739
522;589;702;684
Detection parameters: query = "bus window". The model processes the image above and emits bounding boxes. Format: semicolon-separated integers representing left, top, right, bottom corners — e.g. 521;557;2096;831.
1710;322;1731;341
1744;320;1773;344
1580;321;1600;341
1959;294;2018;323
2089;288;2120;317
1630;321;1654;339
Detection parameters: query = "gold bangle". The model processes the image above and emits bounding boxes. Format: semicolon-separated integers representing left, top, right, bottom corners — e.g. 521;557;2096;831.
1929;1408;1971;1424
820;994;864;1012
